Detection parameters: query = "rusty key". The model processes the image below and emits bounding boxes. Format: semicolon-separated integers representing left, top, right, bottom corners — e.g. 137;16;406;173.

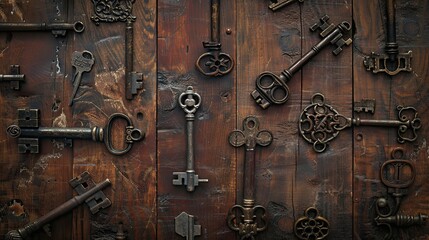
251;15;352;109
299;93;421;152
69;50;95;106
268;0;304;11
227;116;272;239
0;21;84;37
0;65;25;90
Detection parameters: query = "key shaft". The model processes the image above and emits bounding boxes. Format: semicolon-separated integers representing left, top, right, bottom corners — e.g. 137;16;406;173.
269;0;304;11
0;21;84;37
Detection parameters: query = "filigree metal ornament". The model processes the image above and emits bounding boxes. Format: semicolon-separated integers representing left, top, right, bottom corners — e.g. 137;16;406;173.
294;207;329;240
91;0;136;25
299;93;421;152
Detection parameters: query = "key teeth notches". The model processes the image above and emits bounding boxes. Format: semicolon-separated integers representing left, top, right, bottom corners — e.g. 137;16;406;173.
18;138;39;153
354;99;376;114
311;16;352;55
331;33;352;55
18;109;39;128
10;65;24;90
175;212;202;239
251;89;271;109
130;71;143;95
172;171;208;192
363;51;412;75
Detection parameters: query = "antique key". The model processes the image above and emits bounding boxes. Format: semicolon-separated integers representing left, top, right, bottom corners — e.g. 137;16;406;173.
268;0;304;11
0;21;84;37
374;149;428;239
299;93;421;152
175;212;201;240
91;1;143;100
5;171;111;240
294;207;329;240
195;0;234;77
69;50;95;106
227;116;272;239
363;0;412;75
6;109;144;155
173;86;208;192
0;65;25;90
251;15;352;109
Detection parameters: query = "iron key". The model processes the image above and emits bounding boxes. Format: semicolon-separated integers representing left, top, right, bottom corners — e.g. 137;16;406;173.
0;21;84;37
299;93;421;152
175;212;201;240
0;65;25;90
6;109;144;155
173;86;208;192
268;0;304;11
227;116;272;239
251;15;352;109
69;50;95;106
5;171;111;240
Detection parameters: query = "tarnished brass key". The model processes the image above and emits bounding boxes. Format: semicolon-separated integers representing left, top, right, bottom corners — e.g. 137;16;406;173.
268;0;304;11
0;21;84;37
227;116;272;239
0;65;25;90
251;15;352;109
6;109;144;155
5;171;111;240
173;86;208;192
91;1;143;100
195;0;234;77
299;93;421;152
69;50;95;106
363;0;412;75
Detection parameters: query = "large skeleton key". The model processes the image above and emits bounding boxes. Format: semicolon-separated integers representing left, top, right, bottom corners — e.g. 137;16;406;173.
6;109;144;155
5;171;111;240
299;93;421;153
268;0;304;11
173;86;208;192
0;21;84;37
69;50;95;106
251;15;352;109
90;1;143;100
195;0;234;77
227;116;272;239
363;0;412;75
0;65;25;90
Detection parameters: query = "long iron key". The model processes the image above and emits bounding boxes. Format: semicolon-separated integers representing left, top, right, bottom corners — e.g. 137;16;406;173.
173;86;208;192
6;109;144;155
299;93;421;153
5;171;111;239
195;0;234;77
69;50;95;106
363;0;412;75
175;212;201;240
268;0;304;11
227;116;272;239
251;15;352;109
0;65;25;90
0;21;84;37
90;1;143;100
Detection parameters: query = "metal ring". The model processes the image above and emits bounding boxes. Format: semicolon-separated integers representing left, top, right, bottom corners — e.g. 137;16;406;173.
73;21;85;33
104;113;142;155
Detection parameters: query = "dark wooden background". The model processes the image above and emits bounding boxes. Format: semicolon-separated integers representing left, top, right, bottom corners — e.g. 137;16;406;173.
0;0;428;239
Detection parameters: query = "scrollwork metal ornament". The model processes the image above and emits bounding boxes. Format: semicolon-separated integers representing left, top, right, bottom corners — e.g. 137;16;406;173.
294;207;329;240
91;0;136;25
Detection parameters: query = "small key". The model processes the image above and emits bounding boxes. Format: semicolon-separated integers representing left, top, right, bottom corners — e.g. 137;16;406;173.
0;21;84;37
6;109;144;155
0;65;25;90
268;0;304;11
69;50;95;106
5;171;111;240
227;116;272;239
299;93;421;152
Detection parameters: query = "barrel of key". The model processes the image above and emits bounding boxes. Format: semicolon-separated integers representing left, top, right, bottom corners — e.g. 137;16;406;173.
7;125;104;142
0;21;84;37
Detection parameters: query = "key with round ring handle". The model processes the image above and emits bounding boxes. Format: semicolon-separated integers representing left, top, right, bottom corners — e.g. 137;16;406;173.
69;50;95;106
251;15;352;109
6;109;144;155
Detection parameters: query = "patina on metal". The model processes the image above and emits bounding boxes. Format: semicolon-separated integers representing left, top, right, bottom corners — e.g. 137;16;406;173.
0;21;84;37
0;65;25;90
4;171;111;240
195;0;234;77
363;0;412;75
6;109;144;155
91;0;143;100
375;148;427;239
251;15;352;109
268;0;304;11
175;212;201;240
173;86;208;192
294;207;329;240
299;93;421;152
354;99;376;114
69;50;95;106
227;116;272;239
